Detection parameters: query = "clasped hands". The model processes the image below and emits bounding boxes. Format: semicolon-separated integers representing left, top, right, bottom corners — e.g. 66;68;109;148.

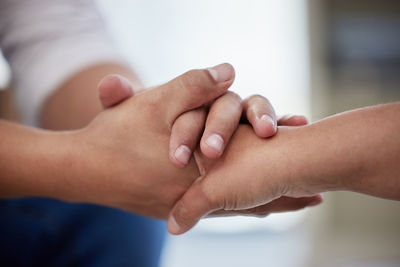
67;63;322;235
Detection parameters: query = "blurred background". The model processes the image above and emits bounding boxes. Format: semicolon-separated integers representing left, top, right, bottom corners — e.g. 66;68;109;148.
0;0;399;266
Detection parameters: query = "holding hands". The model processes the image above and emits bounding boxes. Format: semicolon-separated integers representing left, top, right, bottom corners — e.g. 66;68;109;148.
60;63;236;218
96;63;399;235
2;63;319;222
86;63;321;225
5;63;397;236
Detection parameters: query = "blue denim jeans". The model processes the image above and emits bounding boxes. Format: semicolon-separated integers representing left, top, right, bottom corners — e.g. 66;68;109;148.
0;198;166;267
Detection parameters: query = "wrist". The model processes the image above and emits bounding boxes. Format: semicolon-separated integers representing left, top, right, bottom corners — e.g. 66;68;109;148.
30;129;84;201
0;121;84;200
280;124;349;197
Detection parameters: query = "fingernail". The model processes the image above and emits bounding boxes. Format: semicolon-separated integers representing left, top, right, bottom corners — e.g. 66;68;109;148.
260;114;277;132
168;215;181;234
207;63;234;83
205;134;224;153
116;75;132;90
174;145;191;165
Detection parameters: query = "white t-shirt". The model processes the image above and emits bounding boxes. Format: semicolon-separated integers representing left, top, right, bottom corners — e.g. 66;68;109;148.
0;0;124;125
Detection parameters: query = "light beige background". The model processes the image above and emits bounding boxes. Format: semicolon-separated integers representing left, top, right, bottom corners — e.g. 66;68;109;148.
308;0;400;265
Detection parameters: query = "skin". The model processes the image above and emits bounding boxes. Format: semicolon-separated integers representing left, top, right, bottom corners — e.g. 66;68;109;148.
0;63;321;219
0;65;229;216
40;63;279;165
167;102;400;235
40;63;143;130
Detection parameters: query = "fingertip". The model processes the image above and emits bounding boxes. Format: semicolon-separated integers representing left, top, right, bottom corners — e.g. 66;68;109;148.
171;145;192;168
308;194;324;206
98;74;134;108
98;74;131;94
200;145;223;159
254;115;277;138
167;180;215;235
278;115;308;126
291;115;308;125
169;153;186;169
207;63;235;83
167;215;183;235
201;134;224;159
167;206;198;235
98;74;115;101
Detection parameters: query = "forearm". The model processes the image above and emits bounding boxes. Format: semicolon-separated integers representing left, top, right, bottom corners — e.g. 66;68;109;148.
0;117;200;209
40;63;142;130
168;102;400;233
0;120;77;199
193;102;400;207
0;64;142;200
279;102;400;199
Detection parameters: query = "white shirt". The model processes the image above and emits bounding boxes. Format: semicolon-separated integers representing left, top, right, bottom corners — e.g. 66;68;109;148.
0;0;124;125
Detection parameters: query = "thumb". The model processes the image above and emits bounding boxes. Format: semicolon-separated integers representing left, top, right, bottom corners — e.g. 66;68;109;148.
167;179;220;235
98;74;135;109
157;63;235;123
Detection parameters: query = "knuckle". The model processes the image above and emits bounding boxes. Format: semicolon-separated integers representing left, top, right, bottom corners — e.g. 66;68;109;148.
100;74;119;87
173;111;205;140
201;181;222;210
245;94;272;108
223;116;239;133
141;96;160;114
210;118;237;139
224;91;242;105
249;94;268;102
244;94;274;119
179;69;210;93
180;109;205;127
207;93;242;134
174;199;193;226
171;129;195;148
181;69;198;86
133;94;166;126
247;104;259;117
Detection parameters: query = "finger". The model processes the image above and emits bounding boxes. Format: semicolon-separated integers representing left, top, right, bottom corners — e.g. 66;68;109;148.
209;195;323;217
153;63;235;124
277;114;308;126
245;194;323;216
200;92;242;158
169;108;207;167
98;74;135;109
242;95;277;138
167;179;220;235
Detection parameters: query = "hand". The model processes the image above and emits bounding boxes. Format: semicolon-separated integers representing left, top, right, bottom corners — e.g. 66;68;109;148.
59;63;235;219
167;125;323;235
97;70;286;168
207;115;320;219
169;93;279;165
96;69;316;228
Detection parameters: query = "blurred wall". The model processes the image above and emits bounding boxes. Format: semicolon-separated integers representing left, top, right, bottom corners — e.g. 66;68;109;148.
308;0;400;266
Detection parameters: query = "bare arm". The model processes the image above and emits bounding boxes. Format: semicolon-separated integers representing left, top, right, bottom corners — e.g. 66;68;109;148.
168;102;400;234
40;63;142;130
0;120;75;198
288;102;400;199
0;63;142;198
0;65;321;220
0;67;225;216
